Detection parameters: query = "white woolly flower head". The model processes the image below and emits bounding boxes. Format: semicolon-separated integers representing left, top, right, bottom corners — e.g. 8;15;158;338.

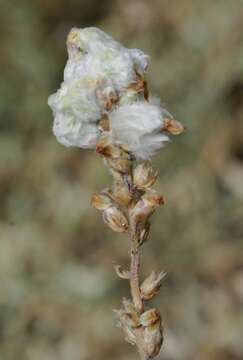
66;28;149;84
48;27;149;149
48;27;183;157
48;79;101;148
109;101;170;159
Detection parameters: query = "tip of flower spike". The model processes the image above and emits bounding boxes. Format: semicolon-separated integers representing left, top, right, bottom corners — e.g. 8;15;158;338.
67;28;79;44
66;28;86;59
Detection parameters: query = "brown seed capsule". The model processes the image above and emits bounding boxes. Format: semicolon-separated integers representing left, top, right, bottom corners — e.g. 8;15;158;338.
144;319;163;358
96;133;117;157
102;206;128;233
140;308;161;327
119;311;139;329
115;298;140;331
141;271;166;301
122;298;140;327
98;114;110;132
112;182;132;206
98;134;123;158
128;74;149;100
130;190;164;223
97;135;132;174
164;117;185;135
91;192;112;211
133;162;158;189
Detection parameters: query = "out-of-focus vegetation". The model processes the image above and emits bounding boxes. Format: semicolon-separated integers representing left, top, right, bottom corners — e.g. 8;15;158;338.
0;1;243;359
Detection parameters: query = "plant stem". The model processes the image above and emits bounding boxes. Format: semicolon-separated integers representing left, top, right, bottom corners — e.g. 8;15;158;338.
101;153;163;359
129;205;148;359
129;222;143;312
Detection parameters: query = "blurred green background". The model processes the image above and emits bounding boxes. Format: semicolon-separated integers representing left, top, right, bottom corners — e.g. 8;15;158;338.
1;0;243;359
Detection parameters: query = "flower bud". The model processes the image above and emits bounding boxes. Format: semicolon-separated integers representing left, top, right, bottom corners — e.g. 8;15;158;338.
163;117;185;135
130;190;164;223
140;271;166;301
91;192;112;210
140;308;160;327
102;206;128;232
134;162;158;189
144;319;163;358
112;182;132;206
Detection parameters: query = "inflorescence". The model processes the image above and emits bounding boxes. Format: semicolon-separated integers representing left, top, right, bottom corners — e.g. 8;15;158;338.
48;27;184;359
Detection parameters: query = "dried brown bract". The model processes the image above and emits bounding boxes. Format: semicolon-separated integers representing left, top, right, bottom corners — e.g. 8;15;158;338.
141;271;166;301
103;206;129;233
90;192;112;210
134;162;158;190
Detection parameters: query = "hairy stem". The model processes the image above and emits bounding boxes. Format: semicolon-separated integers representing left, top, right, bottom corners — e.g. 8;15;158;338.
128;178;148;359
135;328;149;360
129;222;143;312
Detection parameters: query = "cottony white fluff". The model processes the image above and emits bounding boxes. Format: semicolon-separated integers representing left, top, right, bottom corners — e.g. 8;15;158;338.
49;80;101;148
48;27;149;148
109;101;170;159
